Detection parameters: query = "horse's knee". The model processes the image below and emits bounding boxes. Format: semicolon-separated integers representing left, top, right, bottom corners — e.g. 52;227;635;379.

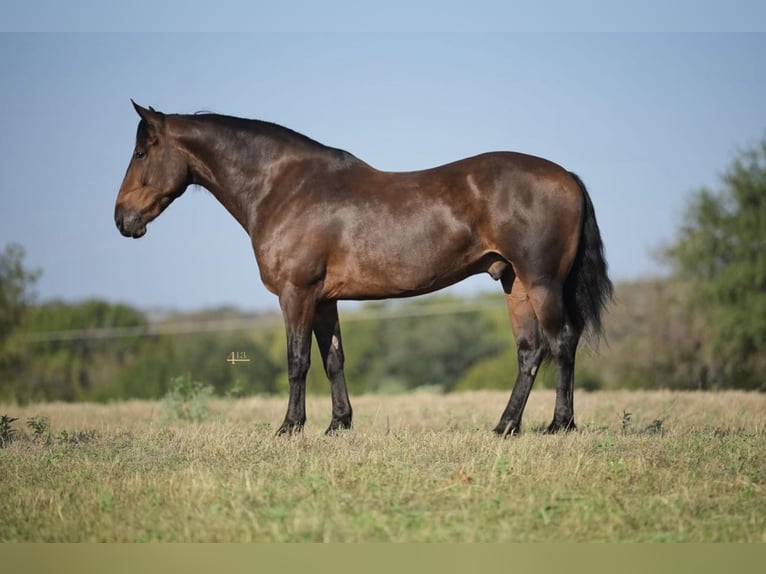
516;334;547;375
548;322;580;363
322;334;345;377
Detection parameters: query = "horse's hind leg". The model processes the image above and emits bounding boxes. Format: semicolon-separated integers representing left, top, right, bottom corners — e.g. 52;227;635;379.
546;321;580;432
313;300;353;434
525;281;582;432
493;272;548;436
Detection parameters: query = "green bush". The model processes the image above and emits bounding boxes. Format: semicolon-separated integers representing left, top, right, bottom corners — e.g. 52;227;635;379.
160;374;215;423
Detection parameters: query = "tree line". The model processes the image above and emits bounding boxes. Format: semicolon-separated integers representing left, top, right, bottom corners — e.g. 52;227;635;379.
2;138;765;402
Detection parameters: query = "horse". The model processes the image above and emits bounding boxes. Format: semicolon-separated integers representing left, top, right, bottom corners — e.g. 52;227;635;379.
115;101;612;436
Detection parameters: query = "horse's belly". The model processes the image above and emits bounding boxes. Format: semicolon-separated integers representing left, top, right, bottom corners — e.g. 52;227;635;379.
318;194;488;299
323;237;482;300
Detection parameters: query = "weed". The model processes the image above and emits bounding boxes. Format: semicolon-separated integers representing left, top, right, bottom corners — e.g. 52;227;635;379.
621;411;632;435
27;415;50;442
644;419;665;436
0;414;18;446
55;429;98;445
161;373;214;423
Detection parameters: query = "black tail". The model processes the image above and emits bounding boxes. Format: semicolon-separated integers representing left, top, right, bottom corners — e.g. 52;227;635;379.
564;172;613;343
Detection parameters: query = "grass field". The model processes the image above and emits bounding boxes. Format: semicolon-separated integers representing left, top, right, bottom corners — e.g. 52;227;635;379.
1;390;764;542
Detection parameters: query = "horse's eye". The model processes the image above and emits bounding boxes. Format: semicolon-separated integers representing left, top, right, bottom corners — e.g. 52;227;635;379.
135;150;146;160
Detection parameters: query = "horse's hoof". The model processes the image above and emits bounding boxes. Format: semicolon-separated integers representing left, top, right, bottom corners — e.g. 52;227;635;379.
325;417;353;435
493;421;520;437
545;420;577;434
275;422;304;436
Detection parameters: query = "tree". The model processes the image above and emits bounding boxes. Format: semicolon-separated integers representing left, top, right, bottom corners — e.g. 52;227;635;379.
14;301;283;402
664;138;766;389
10;299;150;402
0;244;40;345
0;244;40;399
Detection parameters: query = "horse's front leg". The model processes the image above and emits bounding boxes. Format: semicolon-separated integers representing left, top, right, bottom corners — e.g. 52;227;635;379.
313;300;353;434
275;284;316;435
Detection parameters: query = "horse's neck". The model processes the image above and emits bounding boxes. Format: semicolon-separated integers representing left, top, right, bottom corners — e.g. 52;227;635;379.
179;118;302;231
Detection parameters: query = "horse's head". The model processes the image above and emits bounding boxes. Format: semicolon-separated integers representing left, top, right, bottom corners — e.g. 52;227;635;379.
115;101;191;238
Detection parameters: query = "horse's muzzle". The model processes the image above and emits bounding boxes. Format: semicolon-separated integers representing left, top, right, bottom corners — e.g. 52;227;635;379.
115;207;147;238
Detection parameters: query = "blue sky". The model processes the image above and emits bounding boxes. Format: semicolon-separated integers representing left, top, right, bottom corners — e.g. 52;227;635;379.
1;30;766;311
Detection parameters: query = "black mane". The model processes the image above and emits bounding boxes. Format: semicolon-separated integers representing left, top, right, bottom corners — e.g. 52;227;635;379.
183;112;352;160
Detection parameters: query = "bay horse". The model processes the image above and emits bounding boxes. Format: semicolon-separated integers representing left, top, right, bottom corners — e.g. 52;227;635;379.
115;102;612;436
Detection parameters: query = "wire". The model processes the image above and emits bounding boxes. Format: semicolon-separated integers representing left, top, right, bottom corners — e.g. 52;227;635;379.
17;299;506;343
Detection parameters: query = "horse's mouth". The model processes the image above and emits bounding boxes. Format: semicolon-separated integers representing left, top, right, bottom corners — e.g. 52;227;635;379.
129;225;147;239
117;224;146;239
115;208;148;239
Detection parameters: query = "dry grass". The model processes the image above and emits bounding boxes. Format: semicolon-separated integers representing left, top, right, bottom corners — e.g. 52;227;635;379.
1;390;764;542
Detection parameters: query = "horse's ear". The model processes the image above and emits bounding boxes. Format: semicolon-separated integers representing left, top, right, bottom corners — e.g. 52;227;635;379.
131;99;165;131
